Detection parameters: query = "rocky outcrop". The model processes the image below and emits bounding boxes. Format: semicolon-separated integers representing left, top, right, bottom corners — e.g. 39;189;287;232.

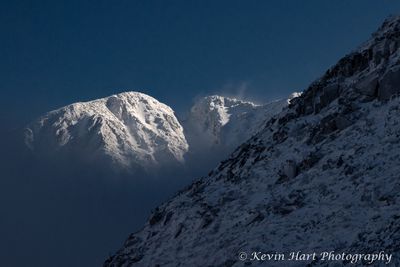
292;15;400;119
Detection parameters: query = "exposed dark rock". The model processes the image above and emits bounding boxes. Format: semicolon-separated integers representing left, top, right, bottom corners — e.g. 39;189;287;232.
378;68;400;100
355;75;379;97
278;112;298;125
174;223;184;239
334;115;352;130
123;235;142;247
200;215;214;229
298;152;322;172
149;208;165;226
319;83;340;109
163;211;174;225
271;192;304;216
246;212;265;225
273;128;288;143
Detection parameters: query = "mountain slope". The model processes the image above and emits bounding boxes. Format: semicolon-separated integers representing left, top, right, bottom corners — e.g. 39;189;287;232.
183;93;300;155
25;92;188;171
104;16;400;266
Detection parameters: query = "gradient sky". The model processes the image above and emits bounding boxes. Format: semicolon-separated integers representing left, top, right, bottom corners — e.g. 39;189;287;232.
1;0;400;131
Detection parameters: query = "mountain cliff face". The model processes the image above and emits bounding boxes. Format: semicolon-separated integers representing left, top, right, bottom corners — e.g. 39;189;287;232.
183;93;300;156
104;16;400;266
25;92;188;170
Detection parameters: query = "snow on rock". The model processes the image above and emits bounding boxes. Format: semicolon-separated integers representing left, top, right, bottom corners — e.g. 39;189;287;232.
104;16;400;266
25;92;188;171
183;93;299;155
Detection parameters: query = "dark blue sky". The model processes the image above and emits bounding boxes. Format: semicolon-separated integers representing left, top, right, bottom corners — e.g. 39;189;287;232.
1;0;400;130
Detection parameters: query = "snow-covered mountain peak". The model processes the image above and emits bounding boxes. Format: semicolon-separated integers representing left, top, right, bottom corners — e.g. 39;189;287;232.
25;91;188;171
180;93;301;171
189;95;260;127
184;93;299;152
